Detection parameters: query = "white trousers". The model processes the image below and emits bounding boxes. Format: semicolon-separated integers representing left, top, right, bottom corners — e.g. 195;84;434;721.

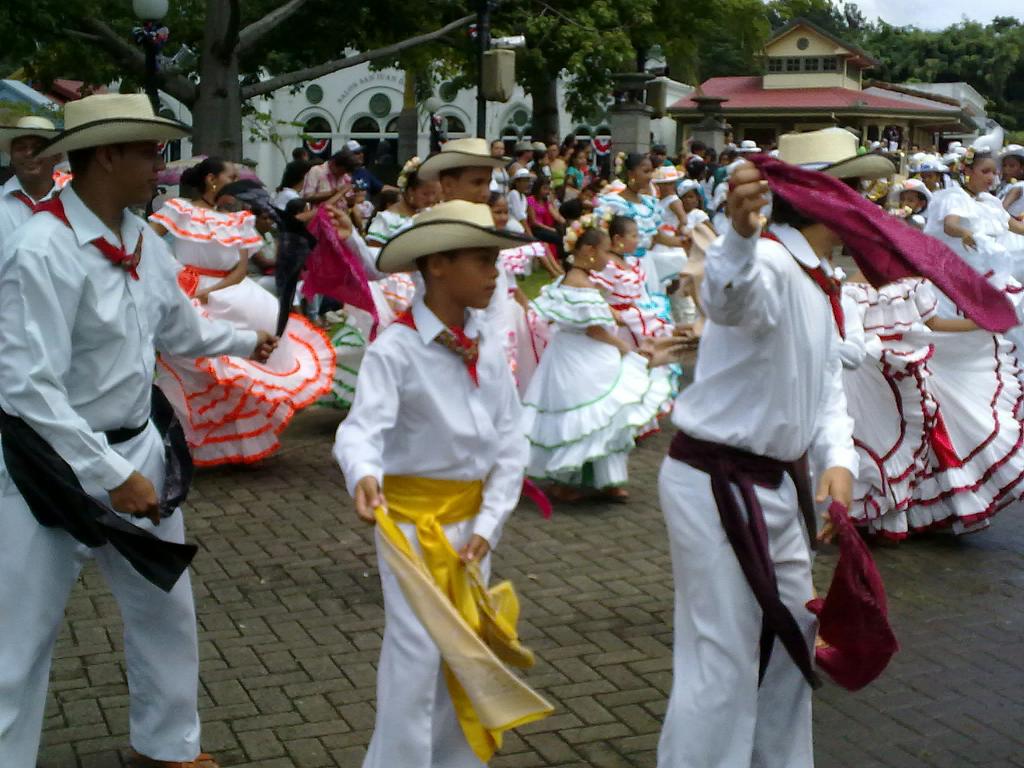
363;517;490;768
0;424;201;767
657;457;816;768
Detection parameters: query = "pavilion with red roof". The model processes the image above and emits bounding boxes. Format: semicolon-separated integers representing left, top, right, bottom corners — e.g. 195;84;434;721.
669;18;971;151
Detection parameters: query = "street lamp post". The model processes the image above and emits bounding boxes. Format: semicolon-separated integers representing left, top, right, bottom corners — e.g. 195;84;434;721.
475;0;495;139
132;0;170;113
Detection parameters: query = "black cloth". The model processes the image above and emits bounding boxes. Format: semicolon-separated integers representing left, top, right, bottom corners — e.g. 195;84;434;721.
0;387;197;592
668;430;822;689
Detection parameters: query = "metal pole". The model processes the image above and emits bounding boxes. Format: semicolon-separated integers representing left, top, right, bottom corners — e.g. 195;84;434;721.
144;36;160;113
475;0;491;138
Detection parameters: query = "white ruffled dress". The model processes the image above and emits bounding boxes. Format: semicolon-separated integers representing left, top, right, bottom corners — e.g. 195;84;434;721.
151;198;335;465
845;277;1024;537
522;279;672;489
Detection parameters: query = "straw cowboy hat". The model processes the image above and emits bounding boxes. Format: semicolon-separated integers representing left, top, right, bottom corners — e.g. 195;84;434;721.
778;127;893;180
417;137;507;181
377;199;532;273
41;93;189;156
0;115;61;154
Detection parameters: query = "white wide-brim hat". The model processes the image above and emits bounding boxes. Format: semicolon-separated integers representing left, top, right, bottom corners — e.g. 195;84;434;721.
652;166;683;184
41;94;190;156
897;178;932;202
377;199;532;273
778;127;894;180
999;144;1024;167
417;138;507;181
913;155;950;174
735;139;761;154
0;115;61;154
676;178;702;196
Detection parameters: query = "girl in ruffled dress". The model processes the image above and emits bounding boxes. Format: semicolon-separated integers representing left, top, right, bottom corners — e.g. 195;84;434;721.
842;271;1024;538
486;192;549;393
150;157;335;465
589;215;673;348
523;223;672;503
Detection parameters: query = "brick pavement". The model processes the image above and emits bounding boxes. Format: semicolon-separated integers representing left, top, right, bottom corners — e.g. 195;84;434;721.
38;407;1024;768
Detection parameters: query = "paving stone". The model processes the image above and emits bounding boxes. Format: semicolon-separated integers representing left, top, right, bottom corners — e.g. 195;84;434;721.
37;409;1024;767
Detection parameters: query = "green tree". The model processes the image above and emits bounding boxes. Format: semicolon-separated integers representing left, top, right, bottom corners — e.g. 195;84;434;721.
3;1;476;158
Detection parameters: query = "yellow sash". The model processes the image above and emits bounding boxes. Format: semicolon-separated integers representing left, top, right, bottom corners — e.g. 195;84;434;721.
375;475;551;762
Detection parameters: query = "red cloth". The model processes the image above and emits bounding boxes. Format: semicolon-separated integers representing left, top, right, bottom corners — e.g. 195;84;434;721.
300;206;378;336
12;190;36;211
35;198;140;280
393;309;479;386
806;502;899;691
748;154;1017;333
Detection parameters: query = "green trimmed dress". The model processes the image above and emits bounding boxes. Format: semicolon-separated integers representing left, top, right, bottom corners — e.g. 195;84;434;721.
522;278;672;489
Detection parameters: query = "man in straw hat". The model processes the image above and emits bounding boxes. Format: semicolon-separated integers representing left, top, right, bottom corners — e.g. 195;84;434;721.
333;200;545;767
656;127;891;768
418;137;506;205
0;93;277;768
0;115;63;246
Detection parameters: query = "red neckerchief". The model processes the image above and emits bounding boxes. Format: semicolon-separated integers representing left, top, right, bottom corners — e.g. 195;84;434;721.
394;309;480;386
34;197;141;280
761;230;845;339
11;190;37;211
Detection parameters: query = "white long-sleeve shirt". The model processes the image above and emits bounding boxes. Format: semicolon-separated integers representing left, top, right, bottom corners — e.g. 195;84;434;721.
0;185;258;492
672;222;857;474
0;174;60;248
334;298;527;547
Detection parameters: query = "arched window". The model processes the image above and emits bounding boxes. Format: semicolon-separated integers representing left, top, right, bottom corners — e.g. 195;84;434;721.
444;115;467;135
351;116;381;134
304;115;332;134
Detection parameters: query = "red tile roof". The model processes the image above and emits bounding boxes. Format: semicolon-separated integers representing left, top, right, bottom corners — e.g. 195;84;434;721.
671;76;960;114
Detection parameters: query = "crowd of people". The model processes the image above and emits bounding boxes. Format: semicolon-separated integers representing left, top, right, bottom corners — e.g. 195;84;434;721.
1;92;1023;768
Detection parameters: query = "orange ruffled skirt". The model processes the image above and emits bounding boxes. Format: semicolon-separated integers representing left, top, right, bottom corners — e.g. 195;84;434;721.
156;275;335;466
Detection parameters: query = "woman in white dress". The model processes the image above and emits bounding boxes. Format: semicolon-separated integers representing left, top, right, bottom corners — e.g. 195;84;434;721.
523;225;671;503
842;272;1024;538
998;145;1024;218
150;157;335;465
924;147;1024;281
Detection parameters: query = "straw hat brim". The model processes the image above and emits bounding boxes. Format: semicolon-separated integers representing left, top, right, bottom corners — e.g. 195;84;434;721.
0;128;62;155
377;219;533;273
418;151;506;181
821;153;894;181
41;116;191;156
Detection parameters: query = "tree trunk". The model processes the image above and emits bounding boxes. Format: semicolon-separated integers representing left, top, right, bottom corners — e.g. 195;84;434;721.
396;70;419;165
191;1;243;160
529;77;560;144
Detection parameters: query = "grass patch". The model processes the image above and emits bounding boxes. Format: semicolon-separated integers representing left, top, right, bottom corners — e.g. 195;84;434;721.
518;270;555;300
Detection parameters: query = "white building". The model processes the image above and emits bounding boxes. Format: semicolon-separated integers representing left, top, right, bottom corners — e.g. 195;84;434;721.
160;61;690;187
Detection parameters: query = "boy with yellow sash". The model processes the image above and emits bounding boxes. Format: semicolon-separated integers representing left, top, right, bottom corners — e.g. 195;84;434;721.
334;200;548;767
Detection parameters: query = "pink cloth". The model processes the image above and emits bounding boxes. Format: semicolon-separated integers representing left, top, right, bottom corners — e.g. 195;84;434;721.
806;502;899;691
748;154;1017;333
301;207;378;335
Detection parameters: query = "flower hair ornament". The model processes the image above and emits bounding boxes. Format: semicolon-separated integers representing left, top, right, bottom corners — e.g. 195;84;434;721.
562;210;613;262
613;151;626;180
397;156;422;191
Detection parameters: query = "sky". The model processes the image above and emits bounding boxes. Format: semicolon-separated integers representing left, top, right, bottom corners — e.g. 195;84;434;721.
851;0;1021;29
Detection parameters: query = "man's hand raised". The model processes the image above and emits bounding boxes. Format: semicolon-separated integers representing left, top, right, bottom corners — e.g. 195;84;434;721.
727;162;771;239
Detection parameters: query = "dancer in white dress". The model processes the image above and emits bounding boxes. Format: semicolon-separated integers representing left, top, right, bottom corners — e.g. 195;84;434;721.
843;272;1024;537
997;144;1024;218
486;192;549;393
151;158;334;465
523;224;671;502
